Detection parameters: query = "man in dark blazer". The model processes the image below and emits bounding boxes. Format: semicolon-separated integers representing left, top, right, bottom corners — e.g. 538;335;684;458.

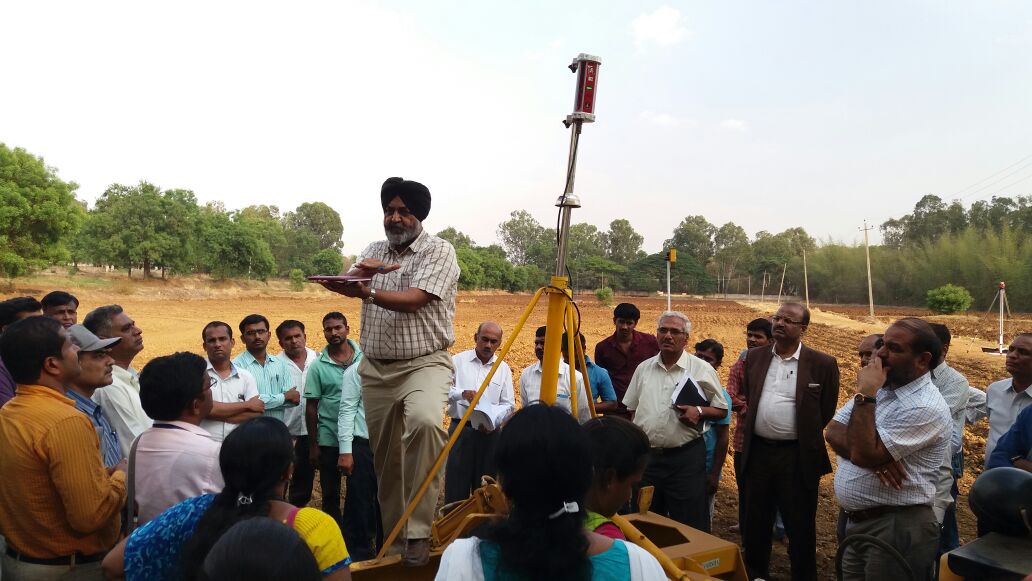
739;302;840;581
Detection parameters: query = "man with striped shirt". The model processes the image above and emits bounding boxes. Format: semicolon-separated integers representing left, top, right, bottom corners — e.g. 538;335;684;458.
66;324;124;468
316;177;460;567
0;316;127;578
233;314;300;424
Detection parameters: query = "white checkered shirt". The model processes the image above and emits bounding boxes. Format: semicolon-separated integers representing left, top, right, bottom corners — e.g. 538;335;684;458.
931;361;971;454
832;372;951;512
358;228;459;360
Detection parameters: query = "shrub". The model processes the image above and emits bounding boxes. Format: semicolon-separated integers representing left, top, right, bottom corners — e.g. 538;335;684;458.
289;268;305;292
926;284;973;314
595;286;614;306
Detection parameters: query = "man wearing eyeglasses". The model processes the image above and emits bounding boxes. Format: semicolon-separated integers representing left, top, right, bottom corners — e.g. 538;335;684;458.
739;302;840;581
200;321;263;442
133;352;224;524
623;311;728;532
234;314;301;424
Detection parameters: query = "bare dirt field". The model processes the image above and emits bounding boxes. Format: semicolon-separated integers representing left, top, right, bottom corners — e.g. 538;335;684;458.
4;276;1025;579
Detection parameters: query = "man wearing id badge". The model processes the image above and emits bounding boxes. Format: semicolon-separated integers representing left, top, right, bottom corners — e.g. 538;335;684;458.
623;311;728;532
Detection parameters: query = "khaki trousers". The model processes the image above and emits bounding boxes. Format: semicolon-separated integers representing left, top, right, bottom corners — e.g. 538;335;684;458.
359;350;452;540
1;555;102;581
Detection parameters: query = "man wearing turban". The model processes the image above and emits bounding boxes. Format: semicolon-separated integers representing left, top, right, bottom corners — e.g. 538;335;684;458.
316;177;459;567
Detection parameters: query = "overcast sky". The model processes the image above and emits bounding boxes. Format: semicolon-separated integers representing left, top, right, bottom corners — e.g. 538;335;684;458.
2;1;1031;255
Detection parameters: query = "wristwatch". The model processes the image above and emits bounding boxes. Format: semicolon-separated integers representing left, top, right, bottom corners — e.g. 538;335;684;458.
854;393;877;405
364;288;377;304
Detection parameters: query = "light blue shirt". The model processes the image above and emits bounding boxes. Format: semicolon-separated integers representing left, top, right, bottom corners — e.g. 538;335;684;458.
233;351;294;422
67;389;124;468
585;357;618;402
337;363;368;453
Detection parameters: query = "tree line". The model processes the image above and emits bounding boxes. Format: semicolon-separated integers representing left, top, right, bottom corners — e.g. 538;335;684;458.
2;144;344;280
3;142;1032;310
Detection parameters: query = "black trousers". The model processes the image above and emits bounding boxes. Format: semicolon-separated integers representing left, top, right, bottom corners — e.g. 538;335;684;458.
288;435;315;507
339;437;382;562
733;450;745;530
635;438;709;532
742;438;819;581
444;421;499;504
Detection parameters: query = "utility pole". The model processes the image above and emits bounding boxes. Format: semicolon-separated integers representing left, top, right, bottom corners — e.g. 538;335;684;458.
777;263;787;304
860;220;875;317
802;247;810;309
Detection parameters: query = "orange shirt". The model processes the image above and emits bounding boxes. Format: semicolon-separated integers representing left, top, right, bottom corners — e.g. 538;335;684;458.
0;384;127;558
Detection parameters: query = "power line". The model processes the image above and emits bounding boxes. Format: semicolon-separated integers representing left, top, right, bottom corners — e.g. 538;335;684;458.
964;169;1032;204
953;154;1032;201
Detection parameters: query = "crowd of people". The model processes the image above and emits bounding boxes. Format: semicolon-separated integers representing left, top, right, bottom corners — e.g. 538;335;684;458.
0;177;1030;581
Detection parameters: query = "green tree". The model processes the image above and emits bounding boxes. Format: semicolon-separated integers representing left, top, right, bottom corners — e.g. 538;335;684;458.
602;219;645;265
0;144;84;275
665;215;716;265
713;222;750;292
497;210;546;265
79;182;196;278
195;207;275;280
437;227;475;248
284;202;343;250
311;249;344;275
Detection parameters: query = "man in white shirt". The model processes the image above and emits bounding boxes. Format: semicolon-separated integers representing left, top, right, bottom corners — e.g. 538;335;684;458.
84;305;152;456
444;321;515;503
985;333;1032;465
135;352;223;524
519;326;590;423
825;318;951;581
927;323;971;551
623;311;727;532
199;321;263;442
275;320;318;507
740;302;840;581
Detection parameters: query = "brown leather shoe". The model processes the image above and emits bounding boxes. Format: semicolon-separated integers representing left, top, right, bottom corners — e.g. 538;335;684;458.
402;538;430;567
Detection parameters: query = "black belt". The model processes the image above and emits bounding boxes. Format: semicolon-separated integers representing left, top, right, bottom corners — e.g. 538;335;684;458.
650;437;703;455
754;436;798;447
842;504;925;524
5;547;104;566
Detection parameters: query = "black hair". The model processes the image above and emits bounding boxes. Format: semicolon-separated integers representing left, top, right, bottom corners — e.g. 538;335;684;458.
929;323;951;347
200;518;320;581
322;311;348;327
41;291;79;310
694;339;725;364
181;417;294;581
83;305;124;337
202;321;233;341
891;318;943;368
559;332;587;351
781;302;811;326
613;303;641;322
0;316;64;384
0;296;43;329
477;404;593;580
746;317;773;339
584;416;650;486
139;352;207;421
275;320;305;338
238;314;269;334
535;325;547;338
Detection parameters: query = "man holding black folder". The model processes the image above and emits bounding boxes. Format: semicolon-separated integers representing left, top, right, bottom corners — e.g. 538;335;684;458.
623;311;728;532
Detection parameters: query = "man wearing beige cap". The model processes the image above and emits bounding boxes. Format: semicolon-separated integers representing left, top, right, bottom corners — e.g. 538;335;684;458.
67;325;125;469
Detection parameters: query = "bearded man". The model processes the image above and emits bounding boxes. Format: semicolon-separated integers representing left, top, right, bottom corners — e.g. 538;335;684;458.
316;177;459;567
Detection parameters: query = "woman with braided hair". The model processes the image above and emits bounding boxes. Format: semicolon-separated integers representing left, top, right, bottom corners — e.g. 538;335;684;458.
435;403;664;580
101;417;352;580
